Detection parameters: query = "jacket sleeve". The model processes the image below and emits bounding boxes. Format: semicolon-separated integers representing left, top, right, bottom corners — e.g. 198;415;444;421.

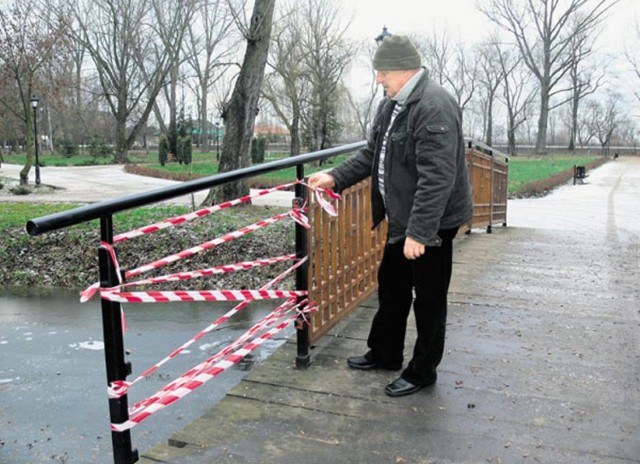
329;100;386;193
406;97;461;247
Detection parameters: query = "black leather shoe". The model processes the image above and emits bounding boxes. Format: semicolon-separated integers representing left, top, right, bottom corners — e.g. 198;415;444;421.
385;377;424;397
346;355;378;370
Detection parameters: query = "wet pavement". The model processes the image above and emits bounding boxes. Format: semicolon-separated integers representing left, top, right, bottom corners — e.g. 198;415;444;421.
1;157;639;463
138;157;639;464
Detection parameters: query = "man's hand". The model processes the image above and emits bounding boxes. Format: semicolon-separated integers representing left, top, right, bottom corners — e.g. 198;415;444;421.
404;236;426;260
308;172;336;190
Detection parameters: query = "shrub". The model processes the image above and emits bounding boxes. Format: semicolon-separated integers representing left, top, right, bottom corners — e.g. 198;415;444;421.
251;136;266;164
177;136;192;165
159;135;169;166
57;139;78;158
88;135;112;159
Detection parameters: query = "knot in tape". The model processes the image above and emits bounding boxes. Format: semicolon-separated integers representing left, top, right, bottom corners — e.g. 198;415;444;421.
108;380;131;399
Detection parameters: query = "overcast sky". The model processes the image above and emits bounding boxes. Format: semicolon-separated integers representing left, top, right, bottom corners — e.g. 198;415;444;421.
342;0;638;54
341;0;639;118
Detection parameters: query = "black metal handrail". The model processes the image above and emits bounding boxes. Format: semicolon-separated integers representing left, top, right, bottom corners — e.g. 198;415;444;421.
26;141;366;236
25;140;365;464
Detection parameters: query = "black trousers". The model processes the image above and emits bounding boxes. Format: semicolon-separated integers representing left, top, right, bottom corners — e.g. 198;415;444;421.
367;228;458;385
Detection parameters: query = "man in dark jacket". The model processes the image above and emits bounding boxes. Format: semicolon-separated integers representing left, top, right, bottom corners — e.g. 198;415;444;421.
309;35;473;397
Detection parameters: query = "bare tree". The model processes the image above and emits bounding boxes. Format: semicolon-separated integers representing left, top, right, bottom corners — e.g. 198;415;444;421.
480;0;618;154
203;0;276;204
71;0;193;163
345;40;382;139
584;92;620;155
414;31;477;112
184;0;237;152
625;21;640;105
566;15;606;151
260;0;354;156
495;41;537;155
414;30;450;86
0;0;69;184
476;37;505;145
262;4;311;157
298;0;355;151
151;0;200;159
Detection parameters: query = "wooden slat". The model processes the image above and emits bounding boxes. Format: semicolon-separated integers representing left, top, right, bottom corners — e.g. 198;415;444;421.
307;147;508;344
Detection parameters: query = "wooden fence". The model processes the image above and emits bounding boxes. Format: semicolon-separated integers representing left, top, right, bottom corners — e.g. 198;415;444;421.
306;141;509;344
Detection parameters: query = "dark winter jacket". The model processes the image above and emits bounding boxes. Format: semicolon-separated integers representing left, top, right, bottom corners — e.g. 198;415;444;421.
330;71;473;247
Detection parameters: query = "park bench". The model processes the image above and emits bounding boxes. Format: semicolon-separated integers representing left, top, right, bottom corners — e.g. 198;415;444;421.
573;165;587;185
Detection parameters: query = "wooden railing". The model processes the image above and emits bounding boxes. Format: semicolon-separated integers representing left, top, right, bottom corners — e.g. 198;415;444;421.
307;140;508;343
466;139;509;233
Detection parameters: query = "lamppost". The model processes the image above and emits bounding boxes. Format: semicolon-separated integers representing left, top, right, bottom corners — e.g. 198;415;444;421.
374;26;392;97
30;95;41;185
215;122;221;161
374;25;392;45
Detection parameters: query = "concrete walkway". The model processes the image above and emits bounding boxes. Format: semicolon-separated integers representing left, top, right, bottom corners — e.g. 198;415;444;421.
0;163;294;207
134;157;639;464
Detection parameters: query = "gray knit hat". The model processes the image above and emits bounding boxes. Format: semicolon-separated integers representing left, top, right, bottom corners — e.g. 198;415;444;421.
373;35;421;71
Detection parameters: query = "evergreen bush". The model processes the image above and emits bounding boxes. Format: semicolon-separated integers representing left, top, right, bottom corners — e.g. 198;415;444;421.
251;136;267;164
159;135;169;166
88;135;112;159
178;136;192;165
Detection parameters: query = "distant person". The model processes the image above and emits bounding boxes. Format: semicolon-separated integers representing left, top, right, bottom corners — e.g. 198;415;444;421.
309;35;472;397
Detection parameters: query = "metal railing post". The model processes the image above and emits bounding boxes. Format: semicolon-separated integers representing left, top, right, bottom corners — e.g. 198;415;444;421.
99;216;138;464
294;164;311;369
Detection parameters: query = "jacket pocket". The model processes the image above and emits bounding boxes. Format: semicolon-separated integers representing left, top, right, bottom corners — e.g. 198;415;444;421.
424;124;450;150
390;131;415;166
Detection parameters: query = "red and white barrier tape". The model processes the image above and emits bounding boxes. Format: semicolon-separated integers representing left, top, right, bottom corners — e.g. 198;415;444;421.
121;298;300;413
113;182;298;244
81;183;340;302
125;298;302;414
112;301;316;431
110;254;296;291
74;181;339;430
107;257;308;399
80;210;306;302
101;288;307;304
125;210;301;279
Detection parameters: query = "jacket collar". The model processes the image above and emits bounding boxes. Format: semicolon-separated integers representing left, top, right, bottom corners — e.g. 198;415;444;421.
403;67;429;105
393;68;425;105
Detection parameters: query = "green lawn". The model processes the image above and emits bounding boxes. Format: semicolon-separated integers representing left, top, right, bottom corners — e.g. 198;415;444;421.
507;156;599;195
3;148;602;201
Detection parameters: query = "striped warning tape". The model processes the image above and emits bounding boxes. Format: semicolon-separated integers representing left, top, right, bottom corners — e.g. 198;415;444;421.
111;300;316;431
107;257;308;399
113;182;298;244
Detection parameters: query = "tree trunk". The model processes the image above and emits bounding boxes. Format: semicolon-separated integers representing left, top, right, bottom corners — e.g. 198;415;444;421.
535;86;549;154
486;97;494;146
289;117;300;157
20;97;34;185
203;0;276;205
201;83;210;152
169;64;179;157
568;90;579;151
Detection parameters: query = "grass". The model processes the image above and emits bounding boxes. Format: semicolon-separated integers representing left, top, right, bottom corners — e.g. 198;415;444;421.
0;201;279;239
507;156;599;195
2;151;604;232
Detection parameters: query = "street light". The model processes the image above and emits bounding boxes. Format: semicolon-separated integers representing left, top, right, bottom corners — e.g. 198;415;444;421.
374;26;393;97
374;25;392;45
215;122;221;161
30;94;41;185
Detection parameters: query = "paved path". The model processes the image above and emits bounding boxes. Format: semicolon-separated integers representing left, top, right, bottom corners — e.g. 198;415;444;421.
135;157;639;464
3;158;638;463
0;163;294;207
